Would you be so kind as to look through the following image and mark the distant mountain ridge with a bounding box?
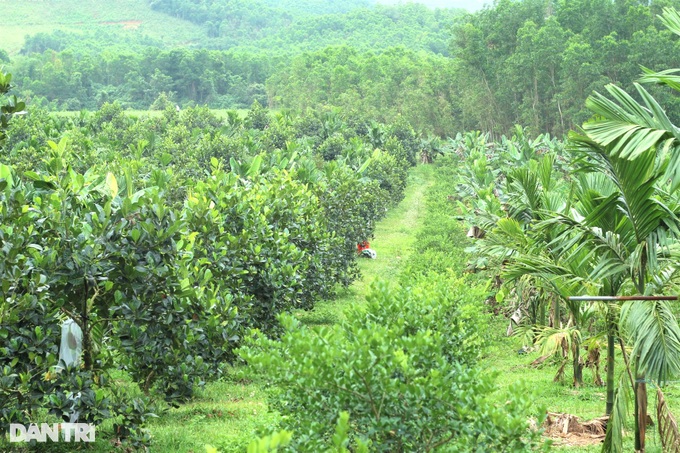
[375,0,488,11]
[2,0,463,56]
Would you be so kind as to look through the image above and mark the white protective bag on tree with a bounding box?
[56,318,82,371]
[56,318,84,423]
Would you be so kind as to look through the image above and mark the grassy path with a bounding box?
[145,164,435,452]
[296,163,434,327]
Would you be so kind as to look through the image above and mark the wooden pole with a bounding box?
[636,374,647,452]
[568,296,678,301]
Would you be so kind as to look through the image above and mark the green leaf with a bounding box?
[247,155,263,178]
[106,172,119,198]
[33,180,56,190]
[0,163,13,189]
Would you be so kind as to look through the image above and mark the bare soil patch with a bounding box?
[101,20,142,30]
[542,412,608,447]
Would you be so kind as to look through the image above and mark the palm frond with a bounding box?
[621,300,680,384]
[534,326,580,358]
[639,67,680,93]
[659,7,680,38]
[581,83,679,161]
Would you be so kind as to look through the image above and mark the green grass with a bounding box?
[295,164,434,327]
[482,315,680,452]
[0,0,206,54]
[145,375,278,453]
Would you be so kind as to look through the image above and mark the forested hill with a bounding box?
[5,0,680,139]
[148,1,459,54]
[1,0,463,117]
[2,0,461,55]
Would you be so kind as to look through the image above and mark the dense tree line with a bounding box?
[269,0,680,137]
[12,46,276,110]
[7,0,680,137]
[451,0,680,136]
[267,46,458,135]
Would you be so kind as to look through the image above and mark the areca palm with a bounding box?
[498,224,595,386]
[495,176,624,393]
[483,153,595,385]
[496,133,680,437]
[564,138,680,450]
[562,9,680,445]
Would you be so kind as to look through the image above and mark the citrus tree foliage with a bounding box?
[0,161,166,444]
[241,162,547,452]
[186,166,341,332]
[0,100,416,447]
[0,70,24,147]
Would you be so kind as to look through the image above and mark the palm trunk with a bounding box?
[573,338,583,387]
[539,300,546,326]
[634,366,647,452]
[606,310,616,415]
[553,296,560,327]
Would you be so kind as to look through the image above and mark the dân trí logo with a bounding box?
[9,423,95,443]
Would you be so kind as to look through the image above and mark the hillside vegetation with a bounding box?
[2,0,459,55]
[5,0,680,138]
[0,0,206,53]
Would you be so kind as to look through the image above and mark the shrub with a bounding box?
[313,161,388,287]
[364,150,408,206]
[107,189,238,404]
[241,278,544,452]
[245,100,270,130]
[317,132,347,161]
[185,168,341,332]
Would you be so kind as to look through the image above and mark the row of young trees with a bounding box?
[0,80,422,447]
[240,155,548,452]
[454,8,680,451]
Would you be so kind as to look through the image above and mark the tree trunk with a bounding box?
[82,298,92,371]
[573,339,583,387]
[606,310,616,415]
[635,369,647,452]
